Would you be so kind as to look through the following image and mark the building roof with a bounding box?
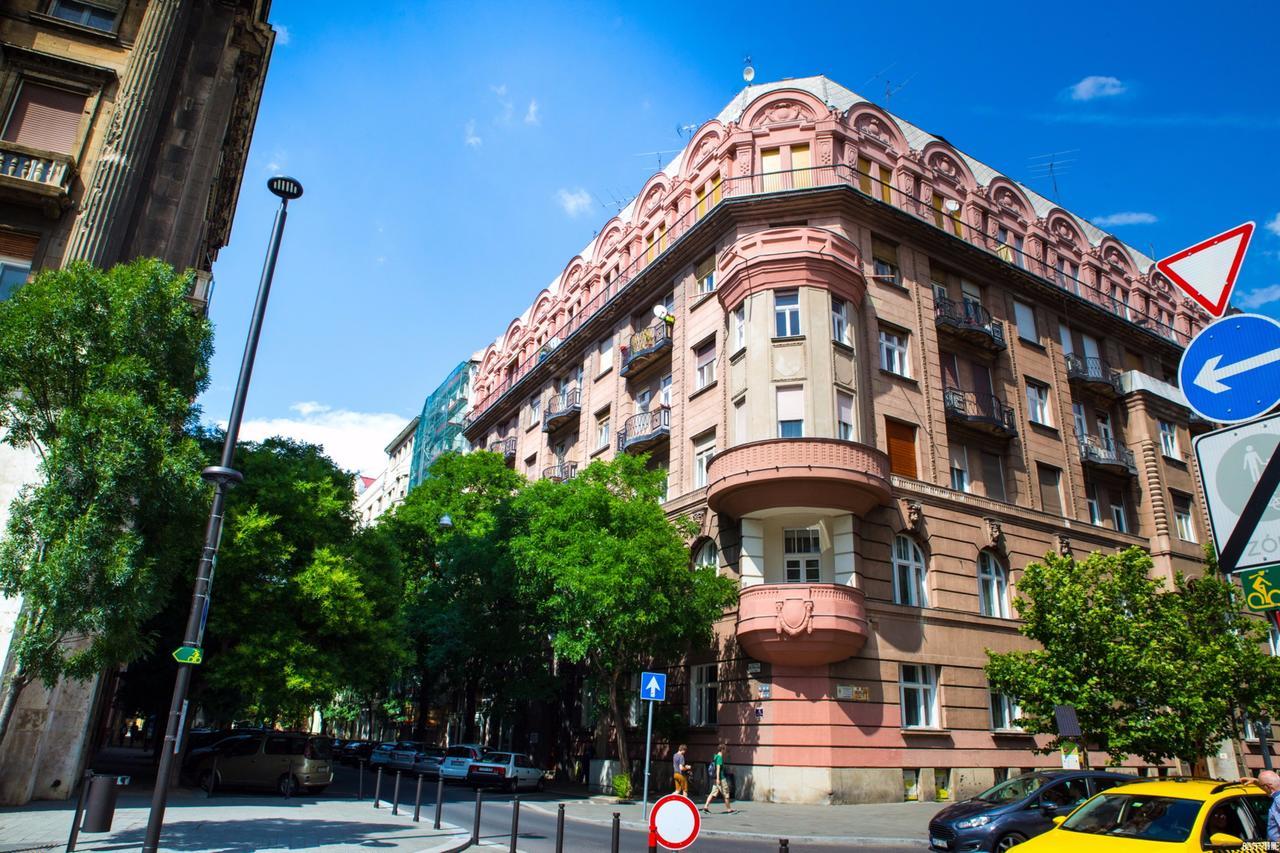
[384,416,421,456]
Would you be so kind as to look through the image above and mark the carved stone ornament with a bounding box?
[1057,534,1073,557]
[995,188,1019,210]
[694,135,718,164]
[1054,221,1076,243]
[906,501,924,532]
[855,114,886,140]
[644,189,662,214]
[691,508,708,525]
[931,153,960,182]
[983,516,1004,549]
[760,100,814,126]
[775,597,815,637]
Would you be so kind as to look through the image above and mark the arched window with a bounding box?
[892,535,927,607]
[978,551,1009,618]
[695,539,718,572]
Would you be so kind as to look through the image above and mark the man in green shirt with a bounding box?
[701,742,734,813]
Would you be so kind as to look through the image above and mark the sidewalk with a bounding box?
[0,788,475,853]
[532,787,948,846]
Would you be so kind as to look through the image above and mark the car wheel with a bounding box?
[506,778,518,793]
[277,774,298,797]
[995,833,1028,851]
[536,776,545,792]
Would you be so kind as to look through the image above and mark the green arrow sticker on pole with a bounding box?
[1239,565,1280,612]
[172,646,203,665]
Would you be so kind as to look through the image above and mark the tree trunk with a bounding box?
[0,667,31,748]
[463,676,478,743]
[412,671,432,741]
[607,669,629,777]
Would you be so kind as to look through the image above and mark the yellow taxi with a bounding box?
[1014,778,1272,851]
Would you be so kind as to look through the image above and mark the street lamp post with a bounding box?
[141,176,303,853]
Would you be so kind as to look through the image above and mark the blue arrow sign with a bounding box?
[1179,313,1280,424]
[640,671,666,702]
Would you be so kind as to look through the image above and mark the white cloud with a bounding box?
[490,83,508,98]
[229,402,412,475]
[525,98,540,125]
[1265,212,1280,238]
[1236,285,1280,310]
[1068,75,1127,101]
[556,188,592,217]
[1092,211,1158,227]
[274,24,290,46]
[464,119,482,148]
[490,83,514,124]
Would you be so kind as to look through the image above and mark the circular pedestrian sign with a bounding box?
[650,793,701,850]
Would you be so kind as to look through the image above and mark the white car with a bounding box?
[439,744,487,782]
[368,742,397,769]
[466,751,545,792]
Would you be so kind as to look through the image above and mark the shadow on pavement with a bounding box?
[89,818,442,852]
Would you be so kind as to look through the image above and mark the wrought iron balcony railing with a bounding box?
[934,297,1006,350]
[620,321,673,377]
[942,386,1017,435]
[487,436,517,459]
[542,387,582,431]
[1078,435,1137,474]
[542,462,578,482]
[1065,354,1121,394]
[617,406,671,453]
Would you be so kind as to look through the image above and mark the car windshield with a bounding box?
[976,774,1050,803]
[445,746,475,758]
[1061,793,1201,842]
[481,751,512,762]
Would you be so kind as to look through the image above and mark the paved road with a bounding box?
[332,764,921,852]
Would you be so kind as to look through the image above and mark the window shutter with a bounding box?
[696,341,716,368]
[695,254,715,282]
[2,83,85,154]
[872,236,898,264]
[0,231,39,261]
[776,385,803,421]
[885,420,917,478]
[837,392,853,426]
[981,452,1006,502]
[1037,464,1063,515]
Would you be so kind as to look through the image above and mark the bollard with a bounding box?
[373,766,383,808]
[471,788,483,846]
[434,773,444,830]
[392,769,402,815]
[555,802,565,853]
[611,811,621,853]
[64,769,92,852]
[357,759,365,800]
[413,773,424,822]
[508,795,520,853]
[207,755,219,799]
[779,840,790,852]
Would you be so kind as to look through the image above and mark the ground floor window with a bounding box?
[900,664,939,728]
[989,692,1022,731]
[690,663,718,727]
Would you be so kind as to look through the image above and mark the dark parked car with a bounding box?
[928,770,1136,852]
[340,740,376,765]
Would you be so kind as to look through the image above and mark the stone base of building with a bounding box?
[729,765,1000,804]
[0,672,100,805]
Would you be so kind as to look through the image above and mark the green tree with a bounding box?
[0,259,211,744]
[985,547,1280,766]
[510,454,737,776]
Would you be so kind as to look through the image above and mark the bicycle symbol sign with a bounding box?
[1240,566,1280,613]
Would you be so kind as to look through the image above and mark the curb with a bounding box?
[520,800,929,847]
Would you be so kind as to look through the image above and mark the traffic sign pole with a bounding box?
[641,699,654,821]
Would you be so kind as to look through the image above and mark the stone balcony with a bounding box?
[1065,354,1121,398]
[736,583,870,666]
[542,388,582,432]
[706,438,891,517]
[0,142,75,216]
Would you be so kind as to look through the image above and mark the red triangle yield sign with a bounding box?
[1155,221,1254,318]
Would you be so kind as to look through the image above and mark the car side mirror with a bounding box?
[1051,816,1066,827]
[1208,832,1243,847]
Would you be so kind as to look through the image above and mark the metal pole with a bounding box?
[611,811,621,853]
[434,774,445,829]
[471,788,483,845]
[413,773,424,822]
[141,180,300,853]
[357,759,365,800]
[1261,725,1274,772]
[555,802,565,853]
[206,755,218,799]
[508,795,520,853]
[392,770,401,815]
[641,700,654,820]
[65,769,91,852]
[374,767,384,808]
[779,840,790,852]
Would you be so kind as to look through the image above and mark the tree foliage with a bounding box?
[510,454,737,774]
[986,547,1280,765]
[0,260,211,739]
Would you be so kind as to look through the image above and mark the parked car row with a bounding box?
[182,731,333,795]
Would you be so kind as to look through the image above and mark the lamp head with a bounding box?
[268,176,304,200]
[438,514,453,530]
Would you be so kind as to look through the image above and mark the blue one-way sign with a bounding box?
[640,671,666,702]
[1179,313,1280,425]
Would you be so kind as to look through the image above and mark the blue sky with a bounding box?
[208,0,1280,474]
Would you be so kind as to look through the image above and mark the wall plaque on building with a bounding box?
[757,682,772,700]
[837,684,869,701]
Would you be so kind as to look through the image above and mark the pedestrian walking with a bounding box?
[672,744,688,796]
[701,742,734,814]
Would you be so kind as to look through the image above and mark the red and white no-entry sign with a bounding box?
[649,794,701,850]
[1155,221,1254,318]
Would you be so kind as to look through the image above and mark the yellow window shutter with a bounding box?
[711,173,722,205]
[857,156,873,194]
[791,144,811,187]
[879,166,893,203]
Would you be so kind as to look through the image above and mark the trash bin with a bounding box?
[81,773,128,833]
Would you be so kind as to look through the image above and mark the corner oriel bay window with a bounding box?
[774,290,801,337]
[831,297,851,346]
[900,664,939,729]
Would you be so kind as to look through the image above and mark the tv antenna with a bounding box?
[1027,149,1079,199]
[632,148,682,172]
[675,123,699,142]
[883,73,917,107]
[743,55,755,83]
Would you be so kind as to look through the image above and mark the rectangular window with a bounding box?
[695,254,716,295]
[1013,300,1038,342]
[1111,501,1129,534]
[1037,464,1063,516]
[48,0,117,30]
[949,443,970,493]
[1086,482,1103,525]
[1026,381,1051,426]
[879,329,910,377]
[598,336,614,374]
[690,663,718,727]
[776,385,804,438]
[732,305,746,352]
[774,290,801,337]
[2,81,86,155]
[981,452,1006,502]
[791,143,812,188]
[878,165,893,204]
[932,195,962,235]
[733,395,747,444]
[831,297,851,345]
[996,226,1015,264]
[886,420,917,479]
[0,260,32,301]
[1159,421,1180,459]
[990,693,1022,732]
[659,373,672,407]
[596,412,611,450]
[900,665,939,729]
[871,236,900,286]
[836,391,855,441]
[694,174,722,219]
[695,339,717,390]
[761,147,782,192]
[856,155,873,194]
[527,395,541,428]
[1173,494,1196,542]
[693,433,716,489]
[784,527,821,582]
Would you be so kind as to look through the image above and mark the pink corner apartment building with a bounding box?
[462,76,1230,803]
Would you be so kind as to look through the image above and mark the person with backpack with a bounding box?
[701,742,734,813]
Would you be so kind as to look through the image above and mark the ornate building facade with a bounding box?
[0,0,273,804]
[462,76,1231,803]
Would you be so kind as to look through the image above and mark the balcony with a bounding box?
[542,388,582,432]
[1065,354,1121,397]
[736,583,870,666]
[706,438,891,517]
[617,406,671,454]
[1078,435,1137,476]
[942,386,1017,438]
[487,436,517,462]
[542,462,578,482]
[934,297,1006,352]
[620,321,672,378]
[0,143,75,215]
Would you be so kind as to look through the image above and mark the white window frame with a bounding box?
[596,413,611,450]
[892,535,928,607]
[1086,482,1103,525]
[1026,382,1051,426]
[949,443,970,493]
[695,540,718,572]
[879,329,910,377]
[732,305,746,352]
[528,395,541,427]
[899,664,939,729]
[1159,421,1180,459]
[695,255,716,294]
[990,692,1023,732]
[1013,300,1038,342]
[774,290,801,338]
[978,551,1010,618]
[690,663,718,728]
[831,297,851,346]
[598,336,614,374]
[694,340,717,390]
[783,527,821,583]
[1173,496,1196,542]
[1111,501,1129,534]
[693,433,716,489]
[776,384,804,439]
[836,391,855,441]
